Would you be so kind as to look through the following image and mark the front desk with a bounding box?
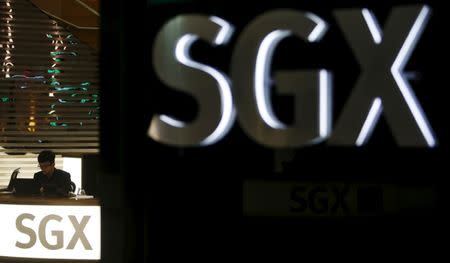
[0,195,101,262]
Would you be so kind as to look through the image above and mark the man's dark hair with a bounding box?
[38,150,55,163]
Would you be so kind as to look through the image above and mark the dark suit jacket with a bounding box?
[33,169,71,196]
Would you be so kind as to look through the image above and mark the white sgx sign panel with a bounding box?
[0,204,101,260]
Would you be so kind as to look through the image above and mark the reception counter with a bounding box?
[0,194,101,262]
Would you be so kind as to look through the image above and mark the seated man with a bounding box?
[33,150,71,197]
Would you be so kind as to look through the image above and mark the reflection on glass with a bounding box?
[2,0,14,78]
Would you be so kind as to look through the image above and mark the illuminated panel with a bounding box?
[0,204,100,260]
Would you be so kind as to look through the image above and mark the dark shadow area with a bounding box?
[101,0,450,262]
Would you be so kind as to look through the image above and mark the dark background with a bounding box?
[101,0,449,262]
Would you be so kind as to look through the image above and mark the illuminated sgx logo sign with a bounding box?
[150,5,437,148]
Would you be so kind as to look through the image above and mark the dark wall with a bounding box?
[82,154,100,195]
[102,0,449,262]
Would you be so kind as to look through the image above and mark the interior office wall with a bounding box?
[0,0,100,156]
[63,156,82,191]
[0,154,63,186]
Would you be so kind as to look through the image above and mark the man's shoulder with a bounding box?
[55,169,71,177]
[34,171,44,178]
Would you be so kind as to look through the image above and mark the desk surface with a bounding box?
[0,194,99,206]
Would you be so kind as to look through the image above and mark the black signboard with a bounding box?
[101,0,449,262]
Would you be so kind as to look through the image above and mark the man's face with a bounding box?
[39,162,55,176]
